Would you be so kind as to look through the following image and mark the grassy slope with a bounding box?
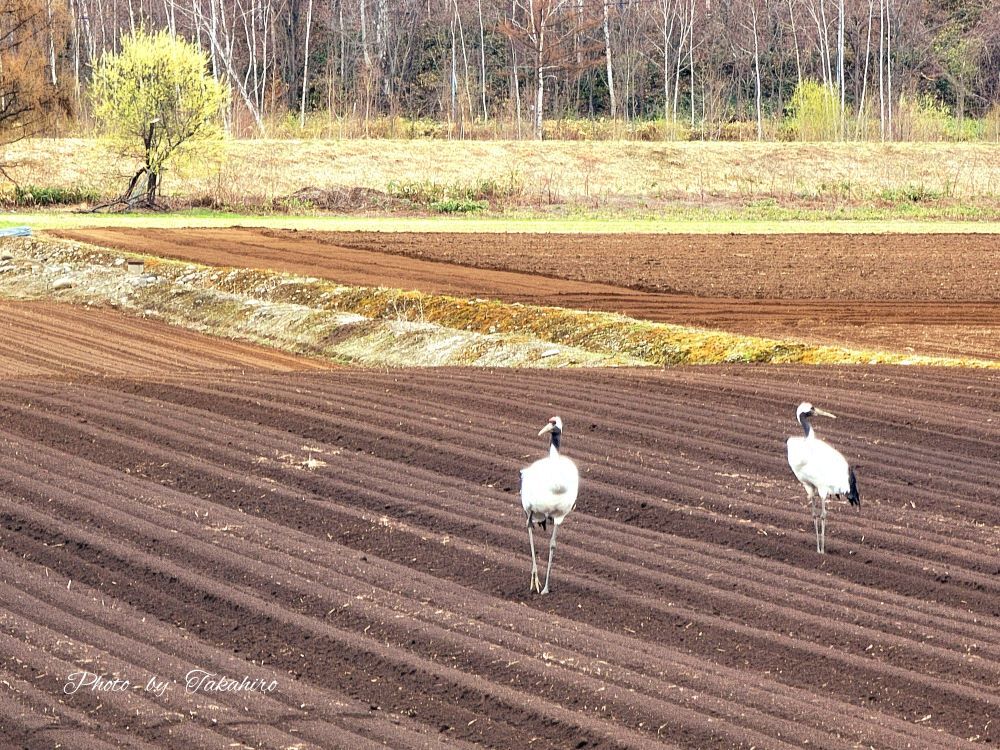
[4,139,1000,226]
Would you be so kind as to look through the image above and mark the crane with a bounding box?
[787,402,860,553]
[520,417,579,594]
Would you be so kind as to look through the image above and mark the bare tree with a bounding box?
[0,0,68,167]
[687,0,695,128]
[748,0,763,139]
[501,0,599,138]
[786,0,802,85]
[836,0,844,136]
[601,0,615,118]
[654,0,679,119]
[477,0,488,119]
[299,0,313,126]
[13,0,1000,143]
[857,0,874,131]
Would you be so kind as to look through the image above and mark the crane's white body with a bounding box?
[520,445,579,526]
[786,403,860,553]
[520,417,579,594]
[787,435,852,498]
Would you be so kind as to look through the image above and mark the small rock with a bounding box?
[540,348,561,358]
[52,277,75,290]
[0,252,14,261]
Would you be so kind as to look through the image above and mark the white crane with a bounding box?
[520,416,579,594]
[787,402,860,553]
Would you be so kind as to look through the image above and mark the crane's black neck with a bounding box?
[798,413,814,438]
[549,428,562,452]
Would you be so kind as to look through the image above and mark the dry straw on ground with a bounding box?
[6,139,1000,209]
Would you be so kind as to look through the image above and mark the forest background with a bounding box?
[4,0,999,143]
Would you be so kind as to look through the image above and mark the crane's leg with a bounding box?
[818,494,828,554]
[540,523,558,595]
[805,484,822,553]
[526,517,541,593]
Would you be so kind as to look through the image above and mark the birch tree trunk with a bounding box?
[46,0,57,84]
[749,2,762,140]
[69,0,82,107]
[163,0,176,35]
[455,0,475,124]
[660,0,676,120]
[338,0,346,115]
[299,0,313,127]
[204,3,266,132]
[511,40,522,138]
[531,0,548,139]
[602,0,616,118]
[837,0,845,137]
[786,0,802,85]
[535,30,545,140]
[478,0,488,120]
[885,0,892,139]
[688,0,694,129]
[878,0,885,140]
[450,11,458,124]
[858,0,874,134]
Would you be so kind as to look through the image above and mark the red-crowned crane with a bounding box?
[787,402,860,553]
[520,417,579,594]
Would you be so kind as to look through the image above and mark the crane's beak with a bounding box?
[813,407,837,419]
[538,423,556,436]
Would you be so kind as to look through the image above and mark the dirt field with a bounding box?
[0,300,333,377]
[1,312,998,748]
[54,228,1000,359]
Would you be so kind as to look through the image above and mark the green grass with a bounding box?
[429,198,489,213]
[5,209,1000,235]
[10,185,102,207]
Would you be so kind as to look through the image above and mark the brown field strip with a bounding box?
[54,227,1000,360]
[0,300,333,377]
[1,364,997,747]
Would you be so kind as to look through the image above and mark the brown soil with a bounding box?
[54,228,1000,360]
[0,300,333,377]
[1,353,998,748]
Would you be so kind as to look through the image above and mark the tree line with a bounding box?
[4,0,1000,140]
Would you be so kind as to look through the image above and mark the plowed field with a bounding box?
[54,228,1000,359]
[2,355,998,747]
[0,300,332,377]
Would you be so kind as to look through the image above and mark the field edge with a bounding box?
[0,236,995,370]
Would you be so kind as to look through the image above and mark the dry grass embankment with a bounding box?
[0,237,635,368]
[4,139,1000,216]
[1,237,995,370]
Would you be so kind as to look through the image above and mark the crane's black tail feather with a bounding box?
[847,467,861,508]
